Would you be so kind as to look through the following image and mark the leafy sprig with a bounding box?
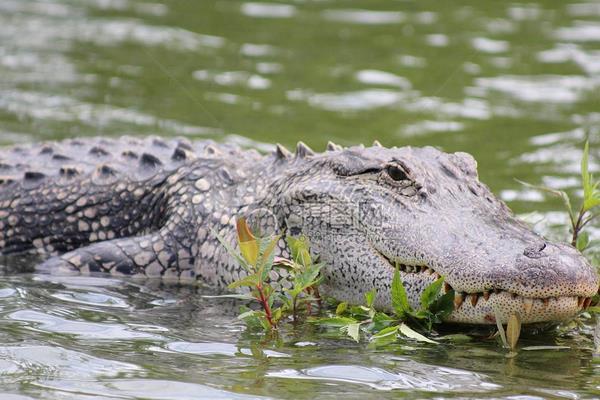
[213,219,323,331]
[518,141,600,251]
[315,266,454,344]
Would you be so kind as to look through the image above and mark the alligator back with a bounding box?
[0,136,229,186]
[0,136,250,255]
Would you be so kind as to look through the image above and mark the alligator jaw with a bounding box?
[446,290,592,324]
[379,253,594,324]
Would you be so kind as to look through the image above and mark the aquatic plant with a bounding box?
[315,266,454,344]
[519,141,600,252]
[214,218,322,331]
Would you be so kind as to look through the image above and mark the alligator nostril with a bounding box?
[523,242,547,259]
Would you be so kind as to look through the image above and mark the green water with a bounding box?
[0,0,599,398]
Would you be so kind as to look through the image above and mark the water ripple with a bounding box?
[355,70,411,89]
[555,21,600,42]
[472,37,509,53]
[51,290,129,308]
[9,310,164,340]
[0,345,139,379]
[475,75,600,104]
[241,2,296,19]
[0,90,216,135]
[268,363,500,393]
[35,378,270,399]
[168,341,289,358]
[321,9,405,25]
[287,89,406,112]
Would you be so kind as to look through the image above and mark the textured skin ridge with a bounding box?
[0,136,597,325]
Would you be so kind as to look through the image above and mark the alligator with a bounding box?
[0,136,597,324]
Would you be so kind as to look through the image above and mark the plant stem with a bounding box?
[256,283,276,329]
[571,207,586,247]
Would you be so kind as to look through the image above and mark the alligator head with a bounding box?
[268,144,599,324]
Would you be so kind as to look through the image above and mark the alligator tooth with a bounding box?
[421,266,429,274]
[404,265,412,273]
[577,297,585,308]
[542,298,549,307]
[434,273,441,279]
[470,294,479,307]
[483,291,490,301]
[444,282,452,293]
[583,297,592,309]
[454,292,465,309]
[523,298,533,313]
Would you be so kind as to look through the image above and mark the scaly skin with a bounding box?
[0,136,597,324]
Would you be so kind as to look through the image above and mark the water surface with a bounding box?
[0,1,599,398]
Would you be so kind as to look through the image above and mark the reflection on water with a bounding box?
[0,0,599,398]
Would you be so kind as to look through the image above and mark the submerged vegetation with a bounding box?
[216,141,600,354]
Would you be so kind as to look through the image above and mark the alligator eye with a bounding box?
[386,165,408,181]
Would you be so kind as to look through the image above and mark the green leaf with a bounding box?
[372,312,395,323]
[370,312,395,331]
[257,235,281,270]
[581,141,600,211]
[371,325,399,340]
[582,141,591,199]
[313,317,358,327]
[347,305,371,319]
[586,306,600,314]
[341,323,361,342]
[429,289,455,320]
[286,235,312,267]
[420,276,444,310]
[202,294,256,301]
[416,310,434,321]
[238,311,265,330]
[391,265,411,318]
[576,231,590,252]
[398,323,438,344]
[294,264,322,291]
[336,302,348,315]
[272,307,283,324]
[238,310,259,320]
[438,334,473,343]
[365,288,377,309]
[227,274,260,289]
[258,315,272,330]
[584,196,600,211]
[212,229,251,271]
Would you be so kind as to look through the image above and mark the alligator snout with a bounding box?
[512,241,597,297]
